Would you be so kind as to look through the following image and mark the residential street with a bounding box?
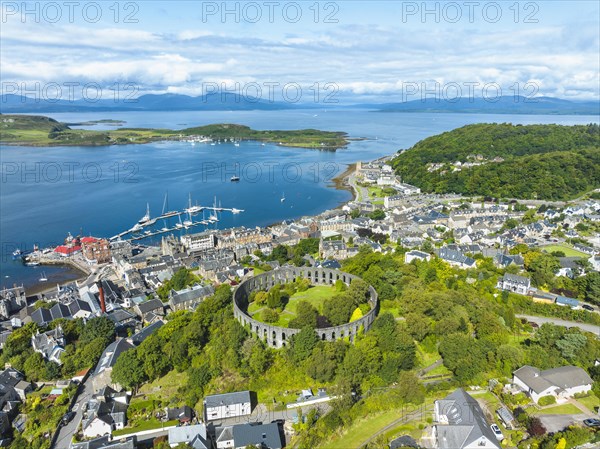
[52,375,95,449]
[517,314,600,337]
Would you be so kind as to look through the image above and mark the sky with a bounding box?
[1,0,599,103]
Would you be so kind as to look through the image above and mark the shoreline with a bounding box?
[331,163,358,206]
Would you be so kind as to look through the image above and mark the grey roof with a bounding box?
[502,273,530,285]
[50,303,71,321]
[68,299,92,316]
[30,308,53,326]
[514,365,593,394]
[232,422,283,449]
[129,320,164,346]
[71,435,136,449]
[170,285,214,306]
[438,247,475,267]
[435,389,500,449]
[94,339,134,376]
[168,423,209,449]
[136,298,163,315]
[204,390,251,408]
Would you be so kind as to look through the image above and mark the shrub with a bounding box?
[261,308,280,323]
[537,395,556,406]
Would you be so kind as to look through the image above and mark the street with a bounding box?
[52,375,95,449]
[517,314,600,337]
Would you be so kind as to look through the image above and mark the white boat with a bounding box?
[138,203,151,225]
[39,272,48,282]
[232,208,242,214]
[280,192,286,203]
[131,223,143,232]
[161,226,169,232]
[185,193,203,214]
[26,261,40,267]
[234,142,240,147]
[230,176,240,182]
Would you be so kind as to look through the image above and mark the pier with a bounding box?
[109,202,244,242]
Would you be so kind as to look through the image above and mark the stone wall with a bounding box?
[233,267,379,348]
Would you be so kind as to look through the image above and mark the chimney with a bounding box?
[97,282,106,313]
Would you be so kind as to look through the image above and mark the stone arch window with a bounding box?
[331,332,336,339]
[321,333,326,340]
[282,333,286,341]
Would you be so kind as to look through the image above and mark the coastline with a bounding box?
[331,162,358,204]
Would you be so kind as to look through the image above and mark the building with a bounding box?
[92,339,135,393]
[433,388,501,449]
[81,237,112,264]
[203,391,254,421]
[169,284,215,311]
[82,387,130,438]
[215,422,284,449]
[404,250,431,264]
[319,240,348,259]
[496,273,531,295]
[0,285,27,320]
[72,435,136,449]
[513,365,593,403]
[437,247,476,269]
[181,232,217,252]
[168,423,210,448]
[31,326,66,365]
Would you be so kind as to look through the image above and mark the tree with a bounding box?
[111,348,146,392]
[289,327,319,363]
[80,316,115,346]
[261,308,280,323]
[289,301,318,329]
[369,209,386,221]
[527,417,547,436]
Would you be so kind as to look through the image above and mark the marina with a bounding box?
[109,195,244,242]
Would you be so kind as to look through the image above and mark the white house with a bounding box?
[168,423,209,449]
[496,273,530,295]
[203,391,253,421]
[404,250,431,264]
[513,365,593,404]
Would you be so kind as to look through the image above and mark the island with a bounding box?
[0,114,349,150]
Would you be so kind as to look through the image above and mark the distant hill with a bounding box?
[391,123,600,200]
[0,92,299,113]
[367,96,600,115]
[1,92,598,114]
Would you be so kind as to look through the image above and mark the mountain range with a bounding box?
[1,93,598,115]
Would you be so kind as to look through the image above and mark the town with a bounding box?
[1,158,599,449]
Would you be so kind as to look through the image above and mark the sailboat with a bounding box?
[280,192,286,203]
[208,196,219,222]
[39,272,48,282]
[175,215,184,229]
[138,203,151,225]
[185,193,203,215]
[161,193,179,218]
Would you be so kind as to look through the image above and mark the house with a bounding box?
[169,284,215,311]
[168,423,210,448]
[165,405,193,424]
[204,391,254,421]
[437,247,476,269]
[319,240,347,259]
[0,368,32,406]
[215,422,284,449]
[72,435,136,449]
[433,388,500,449]
[496,273,530,295]
[0,285,27,320]
[128,320,164,346]
[31,326,66,365]
[404,250,430,264]
[513,365,593,403]
[82,387,130,438]
[133,298,164,320]
[92,339,135,393]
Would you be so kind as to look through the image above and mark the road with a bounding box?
[52,374,95,449]
[517,314,600,337]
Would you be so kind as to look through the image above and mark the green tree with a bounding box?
[111,348,146,392]
[289,327,319,363]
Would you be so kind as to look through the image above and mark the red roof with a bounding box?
[54,245,81,255]
[80,237,99,244]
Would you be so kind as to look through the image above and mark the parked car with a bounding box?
[582,304,595,312]
[61,412,75,425]
[490,424,504,440]
[583,418,600,428]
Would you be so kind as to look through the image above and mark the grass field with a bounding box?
[537,403,583,415]
[541,244,588,258]
[249,285,336,327]
[575,394,600,413]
